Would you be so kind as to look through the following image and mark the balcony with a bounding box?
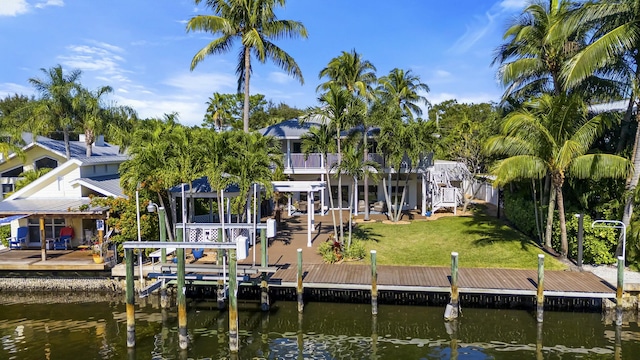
[284,153,432,174]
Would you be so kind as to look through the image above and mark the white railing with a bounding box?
[284,152,431,171]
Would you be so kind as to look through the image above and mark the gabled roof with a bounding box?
[169,176,240,196]
[70,174,124,198]
[259,118,324,139]
[0,198,107,216]
[4,133,125,163]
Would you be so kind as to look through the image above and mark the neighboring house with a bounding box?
[0,133,126,249]
[259,119,463,215]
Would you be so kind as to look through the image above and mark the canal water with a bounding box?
[1,292,639,359]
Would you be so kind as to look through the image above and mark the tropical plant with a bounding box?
[377,68,430,120]
[485,94,630,257]
[26,65,82,159]
[187,0,308,132]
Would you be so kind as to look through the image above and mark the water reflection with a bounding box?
[0,293,638,359]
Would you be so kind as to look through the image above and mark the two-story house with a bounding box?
[0,133,126,249]
[259,119,461,216]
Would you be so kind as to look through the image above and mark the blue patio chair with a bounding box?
[8,226,28,249]
[53,227,74,250]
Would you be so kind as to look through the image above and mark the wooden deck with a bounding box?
[0,248,110,271]
[268,264,616,298]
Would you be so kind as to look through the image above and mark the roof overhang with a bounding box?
[0,214,28,226]
[272,181,326,192]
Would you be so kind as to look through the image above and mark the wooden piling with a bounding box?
[217,228,225,310]
[261,229,267,267]
[39,218,46,261]
[125,248,136,348]
[537,254,544,323]
[536,322,543,360]
[371,250,378,315]
[445,252,459,320]
[159,207,167,263]
[229,247,239,353]
[616,255,624,326]
[160,279,169,309]
[297,248,304,313]
[176,228,188,350]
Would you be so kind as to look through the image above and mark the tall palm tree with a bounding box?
[301,122,339,240]
[318,49,377,221]
[74,85,114,157]
[377,68,430,120]
[203,92,232,131]
[492,0,583,100]
[562,0,640,251]
[187,0,308,133]
[27,65,82,159]
[485,94,630,257]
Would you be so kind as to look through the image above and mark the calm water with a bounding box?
[0,292,639,359]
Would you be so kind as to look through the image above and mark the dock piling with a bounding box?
[176,228,188,350]
[537,254,544,323]
[444,252,460,320]
[217,228,225,310]
[371,250,378,315]
[616,255,624,326]
[125,248,136,348]
[229,248,239,353]
[297,248,304,313]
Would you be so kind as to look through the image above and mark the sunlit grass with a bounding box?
[350,209,567,270]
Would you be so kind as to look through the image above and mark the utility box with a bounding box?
[235,235,248,260]
[266,218,277,238]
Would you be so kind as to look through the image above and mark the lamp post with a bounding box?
[147,202,167,263]
[591,220,626,266]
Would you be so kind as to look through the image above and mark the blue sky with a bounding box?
[0,0,528,126]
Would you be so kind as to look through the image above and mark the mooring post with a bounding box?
[39,217,46,261]
[229,247,239,353]
[176,228,188,350]
[371,315,378,359]
[159,206,167,263]
[217,228,225,310]
[537,254,544,323]
[445,252,460,320]
[297,312,304,360]
[615,321,622,360]
[616,255,624,326]
[297,248,304,313]
[125,248,136,348]
[371,250,378,315]
[160,279,169,309]
[261,228,268,267]
[536,322,543,360]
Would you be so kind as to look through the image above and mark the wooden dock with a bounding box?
[268,264,616,299]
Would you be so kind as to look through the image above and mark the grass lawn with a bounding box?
[350,208,567,270]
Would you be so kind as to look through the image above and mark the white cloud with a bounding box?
[450,11,497,54]
[267,71,292,85]
[57,41,130,87]
[163,72,236,94]
[429,92,500,106]
[435,70,451,78]
[499,0,527,11]
[0,0,29,16]
[0,82,33,98]
[34,0,63,9]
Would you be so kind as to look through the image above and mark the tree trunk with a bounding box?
[615,97,635,153]
[85,128,95,157]
[243,46,251,133]
[544,187,556,249]
[63,127,71,160]
[363,128,370,221]
[337,130,344,243]
[621,107,640,258]
[325,167,338,240]
[158,191,175,242]
[555,183,568,258]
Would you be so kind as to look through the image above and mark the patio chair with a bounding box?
[8,226,28,250]
[371,201,387,214]
[53,227,74,250]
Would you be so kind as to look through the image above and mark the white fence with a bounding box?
[464,178,500,207]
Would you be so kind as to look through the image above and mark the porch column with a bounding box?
[321,173,325,213]
[286,140,291,169]
[421,174,427,215]
[354,178,359,216]
[307,191,313,247]
[39,217,46,261]
[288,193,292,217]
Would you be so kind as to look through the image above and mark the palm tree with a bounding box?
[203,92,232,131]
[301,122,339,240]
[561,0,640,251]
[187,0,308,133]
[485,94,630,257]
[318,49,377,98]
[74,85,114,157]
[27,65,82,159]
[334,143,380,248]
[318,49,377,221]
[492,0,584,100]
[377,68,430,120]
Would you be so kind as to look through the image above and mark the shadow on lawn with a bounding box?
[351,224,382,243]
[463,205,537,250]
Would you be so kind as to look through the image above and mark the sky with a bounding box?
[0,0,529,126]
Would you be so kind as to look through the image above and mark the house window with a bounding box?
[357,185,378,203]
[34,157,58,171]
[292,142,302,153]
[2,184,14,198]
[2,166,23,177]
[330,185,349,208]
[27,218,66,242]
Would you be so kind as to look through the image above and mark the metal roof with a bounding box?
[259,118,324,139]
[0,198,108,216]
[168,177,241,195]
[71,174,124,198]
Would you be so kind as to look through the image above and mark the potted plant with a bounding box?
[91,242,106,264]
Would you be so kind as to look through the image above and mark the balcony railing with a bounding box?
[285,152,432,171]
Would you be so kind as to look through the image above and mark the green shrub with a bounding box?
[552,214,617,265]
[0,226,9,247]
[504,192,541,239]
[318,240,341,264]
[344,240,366,261]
